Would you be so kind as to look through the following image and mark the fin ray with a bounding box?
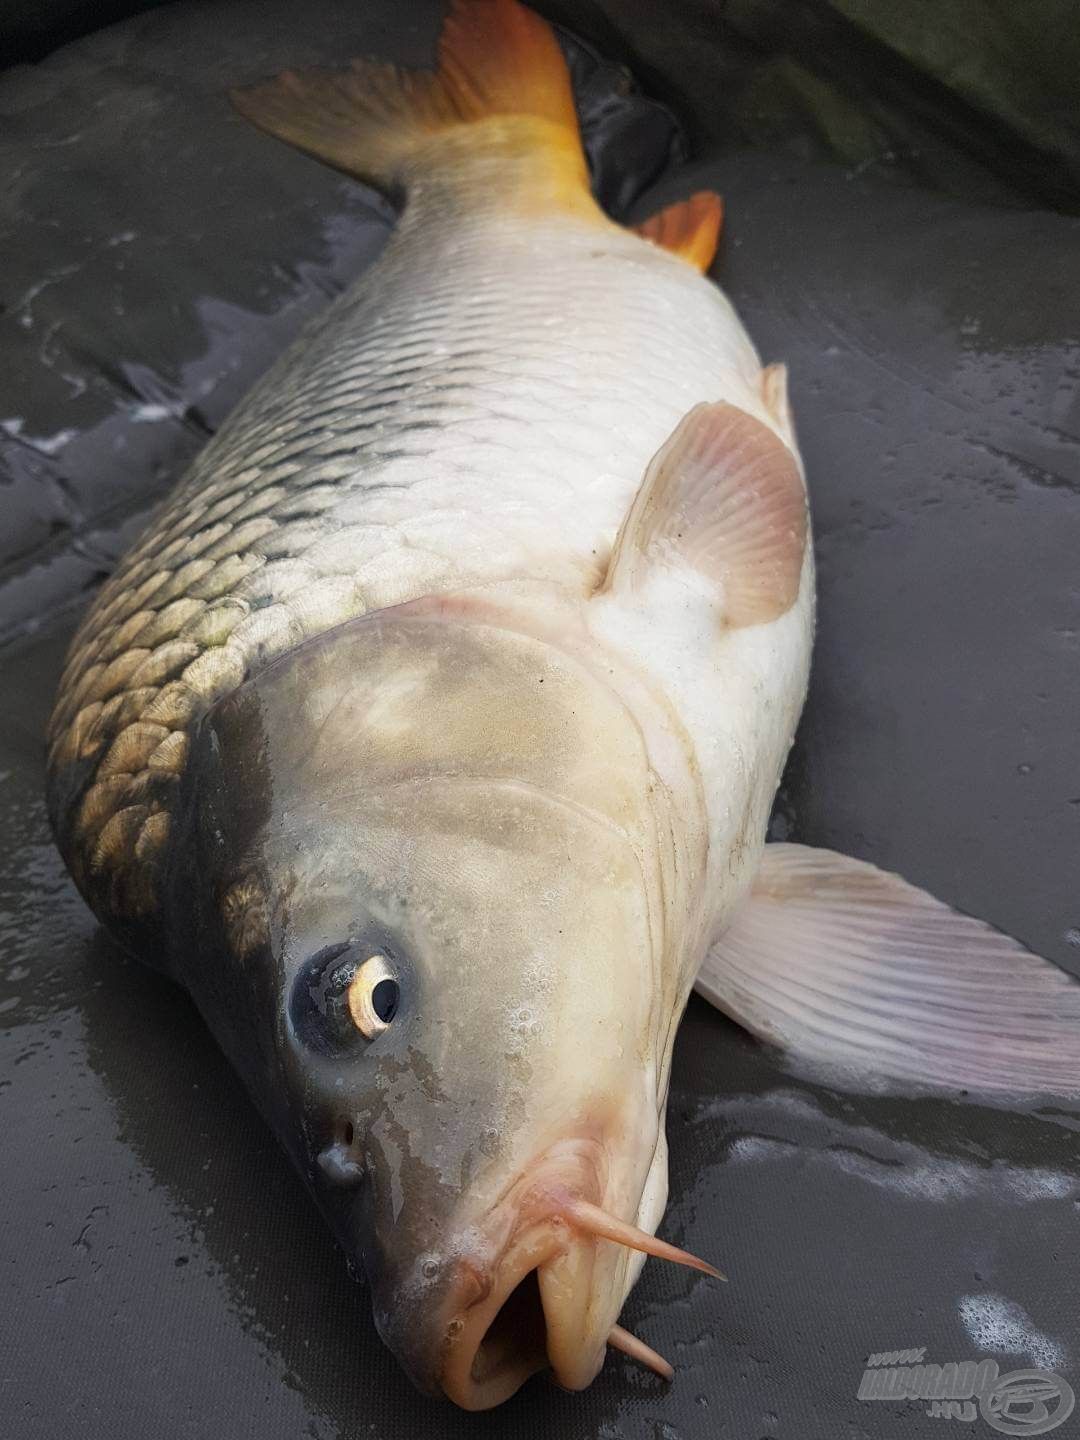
[633,191,723,273]
[231,0,587,198]
[761,362,795,447]
[696,843,1080,1096]
[603,402,807,628]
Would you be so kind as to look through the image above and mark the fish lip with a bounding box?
[439,1217,578,1409]
[436,1137,615,1410]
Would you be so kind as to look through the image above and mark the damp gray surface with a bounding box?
[2,3,1079,1438]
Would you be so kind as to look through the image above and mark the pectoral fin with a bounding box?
[695,843,1080,1097]
[602,402,808,628]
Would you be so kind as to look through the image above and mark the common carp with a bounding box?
[46,0,1080,1410]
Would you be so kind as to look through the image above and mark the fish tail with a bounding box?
[231,0,593,211]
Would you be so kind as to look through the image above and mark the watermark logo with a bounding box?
[983,1370,1075,1437]
[857,1347,1074,1434]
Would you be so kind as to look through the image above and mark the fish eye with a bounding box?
[347,954,400,1039]
[290,943,402,1052]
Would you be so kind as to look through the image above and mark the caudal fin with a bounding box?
[231,0,590,203]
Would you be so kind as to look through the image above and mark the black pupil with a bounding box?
[371,978,399,1024]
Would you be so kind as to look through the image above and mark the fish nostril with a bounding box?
[317,1119,365,1187]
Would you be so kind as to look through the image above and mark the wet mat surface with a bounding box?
[2,4,1079,1437]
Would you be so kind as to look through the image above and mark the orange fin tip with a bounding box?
[633,190,723,273]
[230,0,585,198]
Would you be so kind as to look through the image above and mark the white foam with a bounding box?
[727,1135,798,1163]
[958,1293,1066,1370]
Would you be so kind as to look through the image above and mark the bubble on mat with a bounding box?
[958,1293,1066,1370]
[1002,1167,1075,1201]
[727,1135,799,1162]
[829,1152,978,1202]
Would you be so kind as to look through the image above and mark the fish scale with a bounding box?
[48,205,762,934]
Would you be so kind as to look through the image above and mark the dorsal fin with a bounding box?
[603,401,807,628]
[760,362,794,445]
[632,192,723,273]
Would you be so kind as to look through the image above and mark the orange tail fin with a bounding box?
[231,0,590,206]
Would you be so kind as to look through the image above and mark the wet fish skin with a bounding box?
[46,0,1080,1413]
[172,599,707,1395]
[48,4,778,1405]
[46,179,763,942]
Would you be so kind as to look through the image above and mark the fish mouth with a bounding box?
[439,1207,580,1409]
[436,1138,719,1410]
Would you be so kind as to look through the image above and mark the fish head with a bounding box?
[180,598,708,1407]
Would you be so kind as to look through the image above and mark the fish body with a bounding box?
[46,0,1080,1411]
[48,118,790,948]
